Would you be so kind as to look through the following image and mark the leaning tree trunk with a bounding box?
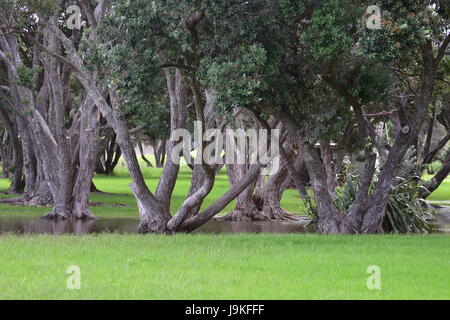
[257,162,300,221]
[49,22,172,232]
[221,162,262,221]
[361,47,440,234]
[0,132,10,179]
[420,153,450,198]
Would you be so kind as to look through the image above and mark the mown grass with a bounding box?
[423,176,450,204]
[0,160,448,300]
[0,233,448,300]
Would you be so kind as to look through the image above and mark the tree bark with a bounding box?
[320,140,338,192]
[138,140,153,167]
[72,99,99,219]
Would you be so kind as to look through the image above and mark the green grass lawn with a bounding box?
[0,234,448,300]
[0,161,448,300]
[423,176,450,204]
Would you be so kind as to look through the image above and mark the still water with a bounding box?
[0,208,448,235]
[0,217,311,235]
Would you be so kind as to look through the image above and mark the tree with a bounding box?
[27,0,277,233]
[203,0,450,233]
[0,0,101,218]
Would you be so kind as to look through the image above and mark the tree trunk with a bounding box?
[0,105,24,194]
[258,162,300,220]
[320,140,338,192]
[155,139,166,168]
[279,140,308,198]
[222,162,262,221]
[138,141,153,167]
[72,100,99,219]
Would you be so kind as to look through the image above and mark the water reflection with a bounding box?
[195,220,310,234]
[0,209,448,235]
[0,217,310,235]
[0,217,137,235]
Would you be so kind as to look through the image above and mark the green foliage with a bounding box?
[359,0,448,64]
[347,62,395,104]
[0,0,60,28]
[96,0,176,139]
[334,166,436,234]
[13,65,38,89]
[334,170,360,213]
[300,0,361,61]
[204,44,268,112]
[384,176,435,233]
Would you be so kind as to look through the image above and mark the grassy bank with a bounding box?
[0,234,448,300]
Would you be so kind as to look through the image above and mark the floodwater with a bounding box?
[0,217,311,235]
[0,209,448,235]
